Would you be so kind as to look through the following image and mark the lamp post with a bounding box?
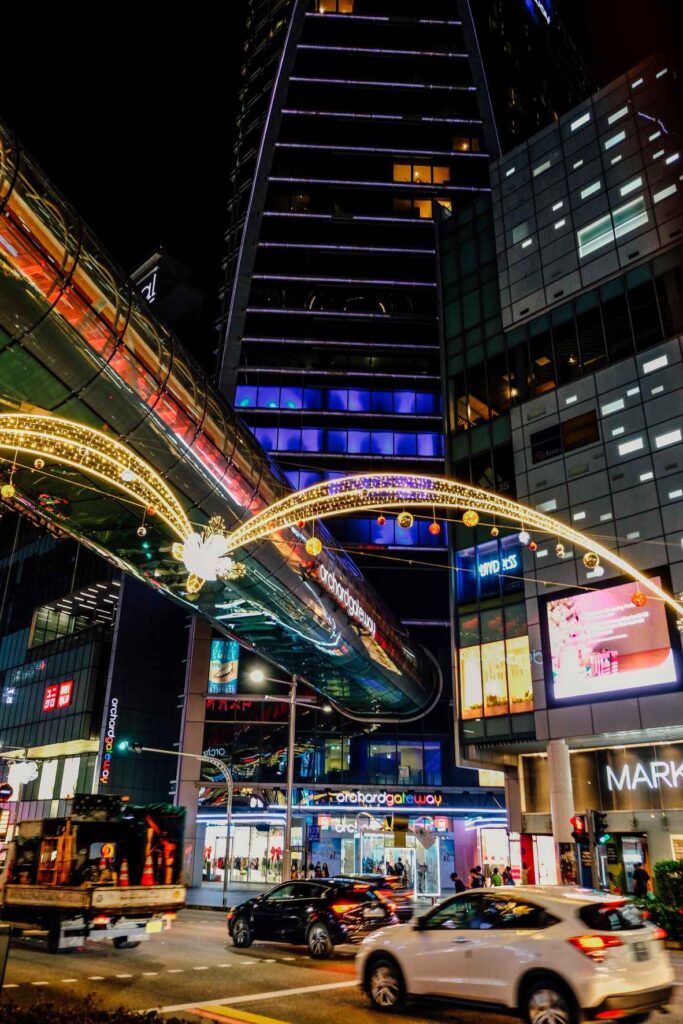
[122,743,233,906]
[248,670,329,881]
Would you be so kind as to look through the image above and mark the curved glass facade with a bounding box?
[0,118,439,717]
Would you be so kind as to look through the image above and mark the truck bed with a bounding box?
[2,884,186,914]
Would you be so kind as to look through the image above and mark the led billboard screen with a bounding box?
[543,577,679,705]
[207,639,239,695]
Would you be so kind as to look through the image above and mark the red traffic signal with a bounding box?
[570,815,585,834]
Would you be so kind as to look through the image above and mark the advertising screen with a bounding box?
[459,635,534,719]
[543,578,678,704]
[207,639,239,695]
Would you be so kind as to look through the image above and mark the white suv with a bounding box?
[356,886,674,1022]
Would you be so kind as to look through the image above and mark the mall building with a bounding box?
[440,52,683,891]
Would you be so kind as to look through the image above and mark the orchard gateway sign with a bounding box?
[606,758,683,792]
[300,788,443,809]
[317,565,376,638]
[99,697,119,786]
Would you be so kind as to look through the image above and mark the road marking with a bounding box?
[280,957,296,961]
[143,971,159,976]
[116,973,133,978]
[89,976,105,981]
[154,979,358,1014]
[2,984,18,989]
[216,963,233,968]
[190,1007,291,1024]
[167,968,184,973]
[193,965,210,970]
[262,958,276,963]
[61,978,79,983]
[31,981,49,986]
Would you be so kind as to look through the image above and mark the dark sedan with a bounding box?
[332,874,416,922]
[227,879,397,958]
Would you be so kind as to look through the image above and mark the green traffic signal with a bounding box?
[117,740,129,752]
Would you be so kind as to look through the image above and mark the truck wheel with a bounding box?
[113,937,141,949]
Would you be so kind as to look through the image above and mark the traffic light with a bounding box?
[570,814,588,845]
[117,740,142,754]
[592,810,611,845]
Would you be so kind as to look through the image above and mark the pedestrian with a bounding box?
[469,866,483,888]
[307,863,316,879]
[314,861,322,878]
[322,862,329,878]
[632,862,650,898]
[451,870,466,893]
[502,865,515,885]
[386,861,395,876]
[521,861,530,885]
[395,857,405,879]
[491,865,503,886]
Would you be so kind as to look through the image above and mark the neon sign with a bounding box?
[300,789,443,809]
[478,552,519,578]
[527,0,551,24]
[43,680,73,711]
[606,760,683,791]
[100,697,119,786]
[317,565,376,638]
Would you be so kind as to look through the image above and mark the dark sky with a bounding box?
[1,1,677,341]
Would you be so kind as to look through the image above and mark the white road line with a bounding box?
[2,984,18,989]
[116,973,133,978]
[262,958,276,963]
[216,964,233,968]
[31,981,49,986]
[167,968,184,973]
[61,978,79,983]
[281,956,297,961]
[151,978,359,1014]
[142,971,159,976]
[89,976,105,981]
[193,965,209,970]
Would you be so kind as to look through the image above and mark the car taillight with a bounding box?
[92,915,109,926]
[227,909,236,920]
[569,935,624,960]
[595,1010,627,1019]
[652,926,667,940]
[331,902,357,916]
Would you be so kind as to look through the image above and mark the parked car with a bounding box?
[356,886,674,1021]
[333,874,415,922]
[227,878,397,958]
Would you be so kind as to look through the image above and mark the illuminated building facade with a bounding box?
[440,54,683,887]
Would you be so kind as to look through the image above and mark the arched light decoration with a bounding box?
[0,412,192,540]
[220,472,683,619]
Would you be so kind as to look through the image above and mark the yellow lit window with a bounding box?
[393,164,411,182]
[413,164,431,183]
[415,199,432,218]
[453,136,471,152]
[436,198,452,212]
[432,166,451,184]
[319,0,353,11]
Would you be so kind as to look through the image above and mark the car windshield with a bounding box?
[579,901,645,931]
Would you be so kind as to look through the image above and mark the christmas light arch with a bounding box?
[0,412,192,541]
[222,472,683,619]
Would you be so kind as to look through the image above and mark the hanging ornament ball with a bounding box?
[556,542,565,558]
[462,510,479,528]
[490,526,499,537]
[137,525,147,538]
[428,521,441,536]
[305,536,323,557]
[33,458,45,470]
[376,515,386,526]
[397,511,414,529]
[519,530,530,545]
[146,505,156,516]
[78,446,87,456]
[582,551,600,569]
[528,540,538,552]
[631,590,647,608]
[296,520,305,529]
[1,483,15,499]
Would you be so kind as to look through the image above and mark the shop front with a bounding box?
[520,740,683,893]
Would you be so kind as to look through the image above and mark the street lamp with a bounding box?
[247,669,330,881]
[119,742,234,907]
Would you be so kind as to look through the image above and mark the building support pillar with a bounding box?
[547,739,575,882]
[177,617,212,887]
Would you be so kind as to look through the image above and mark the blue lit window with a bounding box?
[303,388,322,410]
[370,517,395,544]
[327,430,347,453]
[258,386,280,409]
[236,385,257,408]
[416,393,437,414]
[299,470,322,489]
[277,428,301,450]
[394,519,419,545]
[395,432,417,456]
[328,389,349,411]
[349,389,371,412]
[372,391,393,413]
[301,428,323,452]
[419,521,447,546]
[254,426,276,450]
[281,386,303,409]
[371,431,393,455]
[418,433,443,457]
[348,430,370,454]
[394,391,416,415]
[343,519,370,543]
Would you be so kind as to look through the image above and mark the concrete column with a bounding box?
[547,739,574,845]
[177,616,212,887]
[505,765,523,834]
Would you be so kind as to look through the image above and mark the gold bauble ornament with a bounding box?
[1,483,15,499]
[34,458,45,470]
[397,511,414,529]
[556,543,565,558]
[305,536,323,557]
[137,525,147,538]
[462,510,479,527]
[490,526,499,537]
[582,551,600,569]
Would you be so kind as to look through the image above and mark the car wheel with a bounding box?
[367,956,405,1012]
[113,937,141,949]
[524,976,579,1024]
[231,915,253,948]
[307,921,333,959]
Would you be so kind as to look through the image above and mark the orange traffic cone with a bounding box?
[98,855,107,876]
[141,850,155,886]
[119,858,129,887]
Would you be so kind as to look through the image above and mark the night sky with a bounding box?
[0,1,677,358]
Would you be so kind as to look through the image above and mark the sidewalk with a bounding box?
[186,881,265,910]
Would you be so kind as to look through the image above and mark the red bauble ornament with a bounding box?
[428,521,441,536]
[296,520,305,529]
[528,540,538,552]
[377,515,386,526]
[631,591,647,607]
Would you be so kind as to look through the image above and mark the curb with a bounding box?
[186,903,228,913]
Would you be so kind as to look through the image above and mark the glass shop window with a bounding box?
[394,391,416,414]
[348,430,371,453]
[394,432,417,456]
[371,431,393,455]
[349,389,371,412]
[257,386,280,409]
[281,387,303,409]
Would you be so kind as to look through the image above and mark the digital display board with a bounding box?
[542,577,679,705]
[207,639,239,695]
[459,635,534,719]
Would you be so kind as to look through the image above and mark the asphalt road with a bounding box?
[2,909,683,1024]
